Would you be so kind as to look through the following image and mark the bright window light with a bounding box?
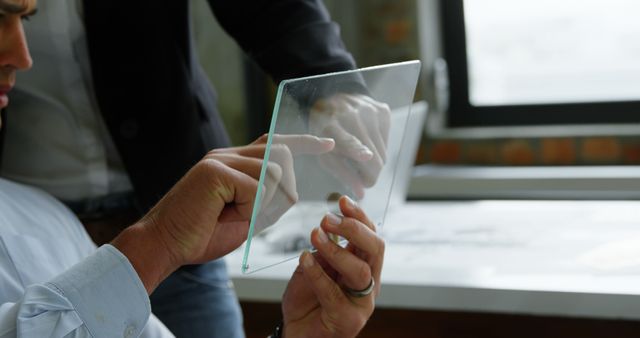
[464,0,640,106]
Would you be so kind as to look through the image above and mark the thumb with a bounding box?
[300,251,345,314]
[214,161,258,219]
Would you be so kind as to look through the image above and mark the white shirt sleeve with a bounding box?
[0,245,174,338]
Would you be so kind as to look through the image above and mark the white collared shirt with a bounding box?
[0,0,132,202]
[0,178,173,337]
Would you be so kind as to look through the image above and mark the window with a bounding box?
[442,0,640,127]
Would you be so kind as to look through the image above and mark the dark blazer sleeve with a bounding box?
[0,109,6,167]
[207,0,357,83]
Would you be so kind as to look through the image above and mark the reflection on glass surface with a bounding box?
[465,0,640,106]
[242,61,421,273]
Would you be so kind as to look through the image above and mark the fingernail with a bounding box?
[326,212,342,226]
[320,137,336,150]
[345,196,357,209]
[317,227,329,243]
[359,148,374,160]
[302,252,314,268]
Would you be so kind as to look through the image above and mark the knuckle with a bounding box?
[379,107,391,120]
[353,207,371,226]
[204,148,225,160]
[326,283,344,304]
[340,312,369,334]
[365,216,377,232]
[308,263,323,280]
[266,162,283,181]
[197,158,223,172]
[356,261,371,284]
[377,236,386,256]
[342,217,362,239]
[286,190,299,205]
[247,183,258,197]
[358,168,378,188]
[258,133,269,143]
[362,102,377,115]
[270,144,294,165]
[277,143,293,158]
[327,240,342,257]
[346,105,359,116]
[362,175,376,188]
[378,236,386,252]
[194,159,228,183]
[353,314,369,331]
[270,143,286,155]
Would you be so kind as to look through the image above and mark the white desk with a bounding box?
[227,201,640,320]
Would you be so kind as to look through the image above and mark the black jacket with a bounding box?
[81,0,357,212]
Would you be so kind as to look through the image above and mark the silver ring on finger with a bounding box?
[344,278,375,298]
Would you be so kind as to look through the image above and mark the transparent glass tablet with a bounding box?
[241,60,421,273]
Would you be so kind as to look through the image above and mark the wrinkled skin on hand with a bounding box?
[141,134,335,267]
[281,196,385,338]
[211,134,335,233]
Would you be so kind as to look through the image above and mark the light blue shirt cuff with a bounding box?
[46,244,150,338]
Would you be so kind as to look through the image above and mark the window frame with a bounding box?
[442,0,640,128]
